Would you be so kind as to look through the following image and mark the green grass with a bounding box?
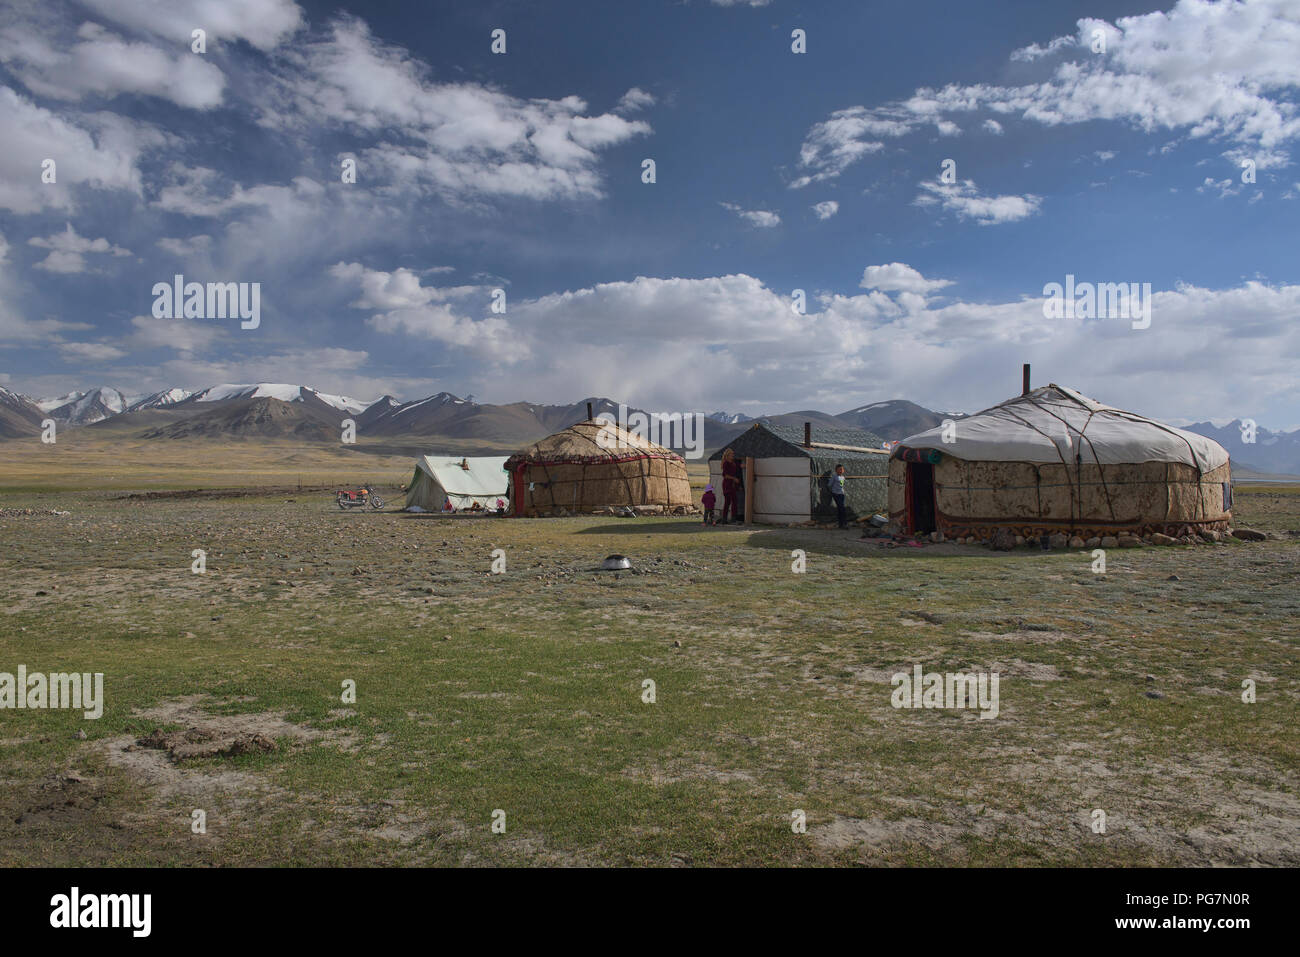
[0,484,1296,866]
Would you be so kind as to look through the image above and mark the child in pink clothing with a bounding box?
[701,485,717,525]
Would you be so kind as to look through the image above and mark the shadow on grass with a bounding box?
[572,520,748,536]
[399,512,507,521]
[741,527,1081,561]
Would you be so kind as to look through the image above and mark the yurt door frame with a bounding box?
[906,462,937,534]
[512,465,527,517]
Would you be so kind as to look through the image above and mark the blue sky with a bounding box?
[1,0,1298,428]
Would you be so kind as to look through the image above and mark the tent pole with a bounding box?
[744,456,754,524]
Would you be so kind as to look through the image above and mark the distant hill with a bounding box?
[835,399,959,442]
[1181,420,1300,476]
[0,387,44,438]
[137,396,339,441]
[707,411,754,425]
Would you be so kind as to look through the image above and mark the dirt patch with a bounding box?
[12,772,109,827]
[92,695,326,808]
[988,659,1063,681]
[136,727,278,761]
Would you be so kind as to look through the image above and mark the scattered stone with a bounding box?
[1049,533,1069,549]
[1199,529,1221,543]
[1085,537,1101,548]
[1068,536,1086,549]
[1144,691,1165,700]
[1117,534,1141,548]
[1167,574,1181,581]
[1013,535,1025,546]
[73,730,87,740]
[1100,536,1119,549]
[1145,675,1156,682]
[929,531,944,543]
[991,528,1016,551]
[672,639,682,648]
[1150,533,1178,545]
[1232,527,1267,541]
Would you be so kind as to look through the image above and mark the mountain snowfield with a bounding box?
[36,387,129,425]
[190,384,368,413]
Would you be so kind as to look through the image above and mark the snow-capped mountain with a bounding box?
[126,388,194,412]
[37,387,129,425]
[355,394,403,429]
[188,383,369,413]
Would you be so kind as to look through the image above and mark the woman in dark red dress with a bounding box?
[720,448,740,524]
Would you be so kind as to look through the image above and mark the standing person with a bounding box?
[830,464,848,529]
[720,449,740,524]
[701,484,716,525]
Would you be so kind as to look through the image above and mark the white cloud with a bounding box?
[1010,34,1077,62]
[796,0,1300,182]
[260,18,649,201]
[156,235,214,258]
[811,200,839,220]
[0,21,226,109]
[313,265,1291,430]
[0,87,154,213]
[80,0,304,52]
[1198,176,1241,198]
[983,119,1004,134]
[860,263,953,296]
[616,87,656,113]
[463,271,1300,429]
[152,164,326,217]
[915,179,1042,225]
[791,107,902,186]
[28,223,131,273]
[721,202,781,227]
[330,262,520,360]
[58,340,127,362]
[129,315,219,354]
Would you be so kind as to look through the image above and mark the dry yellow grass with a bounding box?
[0,434,416,491]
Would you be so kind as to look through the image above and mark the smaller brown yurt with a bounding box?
[505,419,692,516]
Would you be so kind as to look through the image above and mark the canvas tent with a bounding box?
[405,455,508,511]
[708,422,890,525]
[888,384,1232,540]
[505,419,692,516]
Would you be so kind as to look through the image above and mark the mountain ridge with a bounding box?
[4,381,1297,473]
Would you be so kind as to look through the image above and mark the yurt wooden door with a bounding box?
[906,462,937,533]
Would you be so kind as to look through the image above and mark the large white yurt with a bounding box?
[888,384,1232,541]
